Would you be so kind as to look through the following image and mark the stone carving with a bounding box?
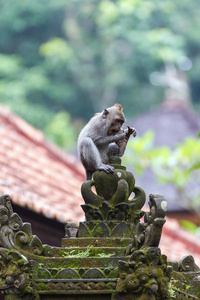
[0,248,37,299]
[37,266,118,280]
[0,194,43,255]
[178,255,200,272]
[113,247,172,300]
[163,255,200,299]
[36,280,116,294]
[78,220,135,238]
[134,194,167,249]
[81,168,145,216]
[79,167,146,238]
[0,161,199,299]
[65,222,78,238]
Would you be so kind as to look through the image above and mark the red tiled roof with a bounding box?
[0,104,85,223]
[0,104,199,265]
[160,217,200,266]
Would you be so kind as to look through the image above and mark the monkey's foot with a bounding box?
[98,164,114,173]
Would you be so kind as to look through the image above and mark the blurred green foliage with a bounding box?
[123,132,200,214]
[0,0,200,148]
[180,220,200,237]
[44,111,77,151]
[189,131,200,171]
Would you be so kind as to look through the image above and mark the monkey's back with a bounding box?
[78,115,107,141]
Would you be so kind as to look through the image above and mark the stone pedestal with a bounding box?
[0,164,199,299]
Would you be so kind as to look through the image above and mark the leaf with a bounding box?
[189,162,200,172]
[180,220,197,234]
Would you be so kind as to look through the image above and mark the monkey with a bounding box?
[77,104,136,180]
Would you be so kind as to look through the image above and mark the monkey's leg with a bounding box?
[81,138,114,176]
[86,170,93,180]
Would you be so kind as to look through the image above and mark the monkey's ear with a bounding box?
[102,109,109,119]
[114,103,123,111]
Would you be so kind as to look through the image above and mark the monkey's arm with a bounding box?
[116,126,137,157]
[94,132,126,147]
[116,139,128,157]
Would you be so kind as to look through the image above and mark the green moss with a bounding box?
[186,285,190,290]
[62,245,93,258]
[95,227,103,235]
[168,281,176,298]
[98,253,115,258]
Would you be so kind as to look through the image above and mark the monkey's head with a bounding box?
[102,104,125,136]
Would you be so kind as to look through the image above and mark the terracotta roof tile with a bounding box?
[160,217,200,265]
[0,104,85,223]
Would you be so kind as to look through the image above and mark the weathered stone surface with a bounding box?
[0,248,37,299]
[0,163,199,299]
[134,194,167,249]
[65,222,78,238]
[0,194,43,255]
[113,247,171,300]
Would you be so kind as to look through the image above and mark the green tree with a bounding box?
[44,112,77,151]
[0,0,200,143]
[123,132,200,215]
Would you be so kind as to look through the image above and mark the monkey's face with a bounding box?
[103,104,125,136]
[107,118,124,136]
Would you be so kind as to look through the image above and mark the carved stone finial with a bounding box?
[78,165,146,238]
[0,194,43,255]
[81,168,145,222]
[134,194,167,249]
[65,222,78,238]
[178,255,200,272]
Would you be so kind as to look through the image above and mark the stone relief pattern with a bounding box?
[114,247,172,299]
[0,248,37,299]
[0,194,43,255]
[0,163,199,299]
[36,281,116,293]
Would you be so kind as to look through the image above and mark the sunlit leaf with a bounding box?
[189,162,200,172]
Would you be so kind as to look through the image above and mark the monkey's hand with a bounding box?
[124,126,137,140]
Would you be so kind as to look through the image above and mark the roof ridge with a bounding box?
[0,104,44,142]
[164,217,200,248]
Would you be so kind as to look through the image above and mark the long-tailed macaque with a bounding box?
[78,104,136,180]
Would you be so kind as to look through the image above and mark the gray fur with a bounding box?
[77,106,126,180]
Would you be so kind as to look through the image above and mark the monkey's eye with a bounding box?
[116,119,124,125]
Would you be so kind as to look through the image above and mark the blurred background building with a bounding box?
[131,65,200,215]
